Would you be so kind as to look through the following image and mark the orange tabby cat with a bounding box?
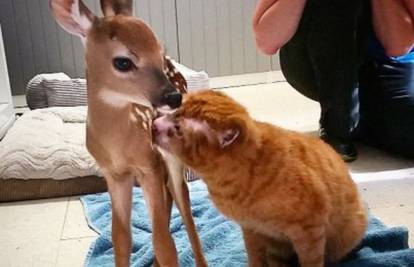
[153,90,367,267]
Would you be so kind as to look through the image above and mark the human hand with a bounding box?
[371,0,414,56]
[402,0,414,19]
[252,0,307,55]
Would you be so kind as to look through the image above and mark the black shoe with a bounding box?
[319,129,358,162]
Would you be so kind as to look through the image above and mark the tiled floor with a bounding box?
[1,78,414,266]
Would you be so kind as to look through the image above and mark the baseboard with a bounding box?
[209,70,286,89]
[12,95,27,108]
[0,114,15,139]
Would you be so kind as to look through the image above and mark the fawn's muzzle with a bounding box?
[162,91,182,109]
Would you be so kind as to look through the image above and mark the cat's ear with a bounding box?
[217,116,248,148]
[218,129,240,148]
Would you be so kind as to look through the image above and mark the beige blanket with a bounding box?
[0,107,100,180]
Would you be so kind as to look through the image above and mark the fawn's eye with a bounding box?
[113,57,135,72]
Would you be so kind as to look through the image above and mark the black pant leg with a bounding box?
[307,0,368,140]
[280,0,319,101]
[359,59,414,158]
[280,0,369,141]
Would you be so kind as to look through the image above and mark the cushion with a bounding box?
[25,61,209,110]
[44,78,87,107]
[26,73,87,109]
[0,106,100,180]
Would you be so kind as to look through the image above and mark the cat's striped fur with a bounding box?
[153,90,368,267]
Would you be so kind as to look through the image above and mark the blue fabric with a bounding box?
[81,181,414,267]
[368,35,414,64]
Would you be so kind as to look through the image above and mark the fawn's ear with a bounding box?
[100,0,133,16]
[49,0,95,39]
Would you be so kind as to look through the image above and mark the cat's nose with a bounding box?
[152,122,159,136]
[152,119,161,136]
[153,116,174,135]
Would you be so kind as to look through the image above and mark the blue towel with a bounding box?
[81,181,414,267]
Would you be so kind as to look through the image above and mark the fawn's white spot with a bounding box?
[98,88,151,108]
[98,89,129,108]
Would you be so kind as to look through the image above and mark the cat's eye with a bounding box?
[113,57,135,72]
[171,112,180,120]
[175,124,184,137]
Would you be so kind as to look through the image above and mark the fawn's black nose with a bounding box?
[163,91,182,109]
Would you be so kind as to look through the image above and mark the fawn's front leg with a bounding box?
[141,169,178,267]
[152,179,174,267]
[163,154,207,267]
[168,177,207,267]
[106,175,134,267]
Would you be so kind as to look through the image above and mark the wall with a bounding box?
[0,0,278,95]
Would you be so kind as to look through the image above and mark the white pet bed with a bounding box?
[0,106,99,180]
[0,107,106,201]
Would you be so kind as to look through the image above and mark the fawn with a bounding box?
[50,0,207,266]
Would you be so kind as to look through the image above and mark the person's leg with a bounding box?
[280,0,319,102]
[359,59,414,158]
[309,0,370,162]
[280,0,369,161]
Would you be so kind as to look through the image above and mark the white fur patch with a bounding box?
[112,69,134,79]
[144,110,152,120]
[184,119,210,133]
[184,119,216,143]
[142,122,148,130]
[98,88,151,108]
[156,106,175,115]
[129,112,138,122]
[134,106,146,118]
